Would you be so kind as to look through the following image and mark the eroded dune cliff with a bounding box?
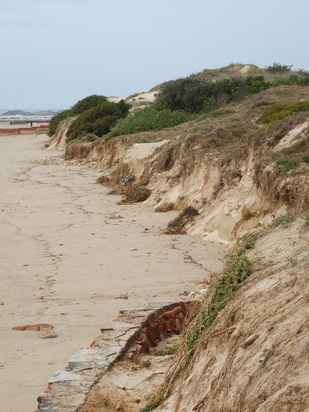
[46,83,309,411]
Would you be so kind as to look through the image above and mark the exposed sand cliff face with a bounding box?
[47,117,73,151]
[156,218,309,412]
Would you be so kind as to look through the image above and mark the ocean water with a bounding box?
[0,109,59,121]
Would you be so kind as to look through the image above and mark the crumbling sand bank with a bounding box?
[0,133,224,411]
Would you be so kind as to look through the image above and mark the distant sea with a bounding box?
[0,109,60,121]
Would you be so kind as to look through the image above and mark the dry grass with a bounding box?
[96,175,110,185]
[164,207,199,234]
[79,382,137,412]
[119,186,151,203]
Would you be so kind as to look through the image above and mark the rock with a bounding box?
[48,370,83,383]
[40,327,58,339]
[114,294,129,299]
[12,323,53,331]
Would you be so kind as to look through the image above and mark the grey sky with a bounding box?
[1,0,308,110]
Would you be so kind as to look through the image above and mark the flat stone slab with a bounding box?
[48,370,83,383]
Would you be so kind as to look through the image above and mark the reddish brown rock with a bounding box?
[12,323,53,331]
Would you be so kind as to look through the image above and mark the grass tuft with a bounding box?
[139,402,160,412]
[183,252,251,369]
[268,213,296,228]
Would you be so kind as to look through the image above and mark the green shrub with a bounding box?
[259,101,309,123]
[70,95,108,115]
[48,95,109,137]
[154,68,308,116]
[155,76,251,114]
[245,76,270,94]
[296,68,309,76]
[154,75,300,115]
[66,100,130,141]
[104,107,194,141]
[48,95,130,140]
[271,74,309,87]
[156,77,210,113]
[265,63,293,73]
[48,109,71,137]
[276,157,300,172]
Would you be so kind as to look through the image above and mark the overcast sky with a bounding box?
[1,0,308,110]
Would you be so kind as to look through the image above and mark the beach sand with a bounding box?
[0,133,224,412]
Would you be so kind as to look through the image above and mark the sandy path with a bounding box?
[0,133,224,412]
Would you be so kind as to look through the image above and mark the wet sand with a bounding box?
[0,133,224,411]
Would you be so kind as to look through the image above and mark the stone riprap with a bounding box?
[36,300,192,411]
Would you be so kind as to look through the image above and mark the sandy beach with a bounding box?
[0,132,224,412]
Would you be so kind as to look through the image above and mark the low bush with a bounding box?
[265,62,293,73]
[48,95,109,137]
[66,100,130,141]
[271,74,309,86]
[48,95,130,140]
[70,95,108,115]
[155,76,251,114]
[104,107,194,141]
[154,70,308,116]
[275,157,300,172]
